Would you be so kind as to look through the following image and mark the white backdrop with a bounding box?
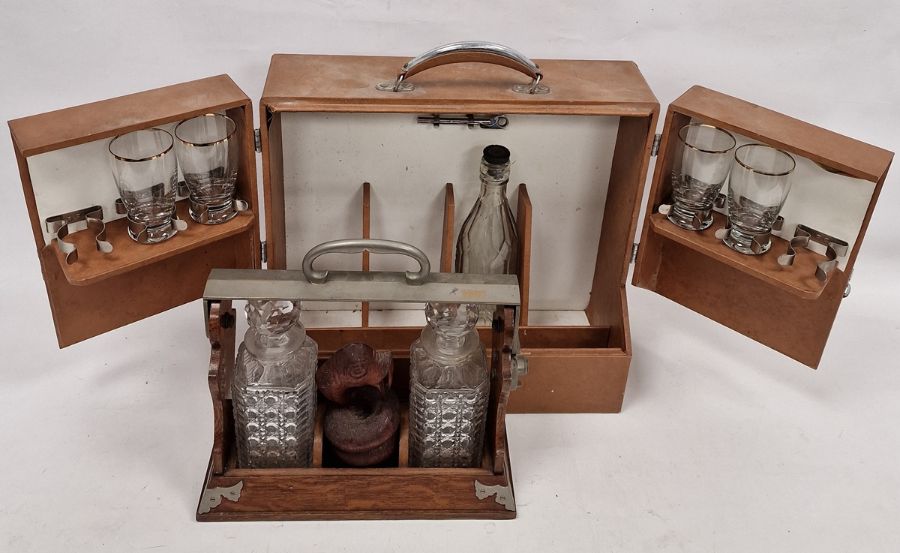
[1,2,899,552]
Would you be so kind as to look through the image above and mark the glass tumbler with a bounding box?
[174,113,239,224]
[724,144,796,255]
[109,128,180,244]
[668,123,737,230]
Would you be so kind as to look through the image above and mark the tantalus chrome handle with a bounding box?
[302,239,431,285]
[376,41,549,94]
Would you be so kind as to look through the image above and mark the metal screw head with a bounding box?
[510,355,529,390]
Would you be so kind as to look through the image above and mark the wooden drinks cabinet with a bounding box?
[7,42,893,520]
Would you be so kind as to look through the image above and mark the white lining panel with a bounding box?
[280,112,620,312]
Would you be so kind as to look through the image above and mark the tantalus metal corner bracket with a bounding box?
[198,481,243,515]
[473,453,516,512]
[45,205,113,264]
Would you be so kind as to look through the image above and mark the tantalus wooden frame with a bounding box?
[199,267,522,520]
[6,46,893,520]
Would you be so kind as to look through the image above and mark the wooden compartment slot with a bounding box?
[516,183,533,326]
[647,212,831,299]
[50,204,255,286]
[440,182,454,272]
[439,181,533,321]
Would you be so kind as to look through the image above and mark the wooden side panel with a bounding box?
[206,300,235,476]
[262,111,288,269]
[487,306,514,473]
[441,183,455,272]
[225,105,261,218]
[633,109,690,292]
[650,238,847,368]
[587,114,657,349]
[507,349,631,413]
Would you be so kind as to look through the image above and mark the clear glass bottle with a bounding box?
[455,145,518,321]
[232,299,318,468]
[409,303,489,468]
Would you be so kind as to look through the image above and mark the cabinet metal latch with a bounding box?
[630,243,639,263]
[417,114,509,129]
[253,128,262,153]
[651,133,662,157]
[260,241,267,265]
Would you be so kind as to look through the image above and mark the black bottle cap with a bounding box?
[482,145,510,164]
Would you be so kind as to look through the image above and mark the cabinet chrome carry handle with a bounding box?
[376,41,549,94]
[302,239,431,285]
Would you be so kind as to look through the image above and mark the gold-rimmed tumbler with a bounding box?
[174,113,239,224]
[109,128,179,244]
[724,144,796,254]
[668,123,737,230]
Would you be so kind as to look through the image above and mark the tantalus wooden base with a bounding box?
[196,441,516,521]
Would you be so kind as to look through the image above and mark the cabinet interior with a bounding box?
[265,111,652,353]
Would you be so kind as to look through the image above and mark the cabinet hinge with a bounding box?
[630,243,639,263]
[651,133,662,157]
[254,128,262,153]
[260,241,267,265]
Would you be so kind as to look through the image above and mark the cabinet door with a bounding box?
[633,86,892,368]
[8,75,260,347]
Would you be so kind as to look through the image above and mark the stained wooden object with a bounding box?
[10,54,889,424]
[199,299,518,520]
[8,76,260,347]
[440,183,455,272]
[8,50,893,524]
[633,86,893,368]
[515,183,533,326]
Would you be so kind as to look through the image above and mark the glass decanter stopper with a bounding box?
[455,145,519,322]
[409,303,489,468]
[232,299,318,468]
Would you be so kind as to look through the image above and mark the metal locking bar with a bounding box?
[417,114,509,129]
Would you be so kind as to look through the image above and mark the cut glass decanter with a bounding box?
[232,299,318,468]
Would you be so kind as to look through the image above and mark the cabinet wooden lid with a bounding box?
[261,54,658,116]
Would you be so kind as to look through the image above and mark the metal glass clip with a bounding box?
[777,224,849,282]
[45,205,113,265]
